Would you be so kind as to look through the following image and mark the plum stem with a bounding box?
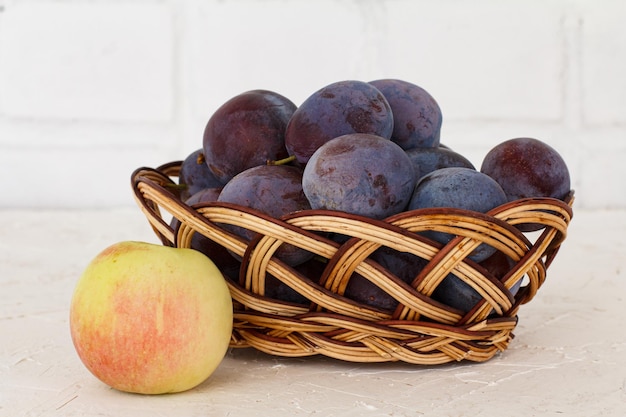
[267,155,296,166]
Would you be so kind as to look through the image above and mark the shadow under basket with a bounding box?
[131,161,574,365]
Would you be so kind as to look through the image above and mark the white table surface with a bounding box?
[1,207,624,417]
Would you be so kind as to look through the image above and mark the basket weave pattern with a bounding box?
[132,162,574,365]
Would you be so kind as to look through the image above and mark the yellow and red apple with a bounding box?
[69,241,233,394]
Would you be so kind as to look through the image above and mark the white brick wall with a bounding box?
[0,0,623,209]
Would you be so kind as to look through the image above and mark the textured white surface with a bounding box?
[1,208,625,416]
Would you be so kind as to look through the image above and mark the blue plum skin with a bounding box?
[184,187,222,205]
[170,187,238,272]
[432,273,483,314]
[480,137,571,232]
[409,167,507,215]
[480,137,571,202]
[432,251,522,314]
[203,89,296,184]
[302,133,416,220]
[408,167,508,262]
[369,79,442,150]
[217,164,313,266]
[285,80,394,164]
[178,149,223,201]
[345,247,428,311]
[405,146,476,183]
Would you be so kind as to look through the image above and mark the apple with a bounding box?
[69,241,233,394]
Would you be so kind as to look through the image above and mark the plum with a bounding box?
[480,137,571,232]
[372,246,429,283]
[203,89,296,184]
[369,78,442,150]
[264,257,328,305]
[480,137,570,202]
[344,247,427,311]
[432,250,522,314]
[344,272,398,311]
[302,133,416,220]
[170,187,237,273]
[217,164,313,266]
[285,80,394,164]
[178,149,223,201]
[405,146,475,182]
[184,187,222,205]
[263,273,309,305]
[408,167,508,262]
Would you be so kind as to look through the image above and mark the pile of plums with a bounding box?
[171,79,571,315]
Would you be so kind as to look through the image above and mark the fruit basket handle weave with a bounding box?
[131,162,574,365]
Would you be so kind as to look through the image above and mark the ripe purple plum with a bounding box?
[203,90,296,184]
[344,272,397,311]
[170,187,238,274]
[217,164,313,266]
[302,133,416,220]
[432,250,521,314]
[408,167,508,262]
[263,274,309,305]
[480,137,570,202]
[264,257,329,305]
[405,146,475,182]
[344,247,427,311]
[285,80,394,164]
[178,149,223,201]
[480,137,571,232]
[185,187,222,205]
[369,79,442,150]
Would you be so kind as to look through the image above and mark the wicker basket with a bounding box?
[131,161,574,365]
